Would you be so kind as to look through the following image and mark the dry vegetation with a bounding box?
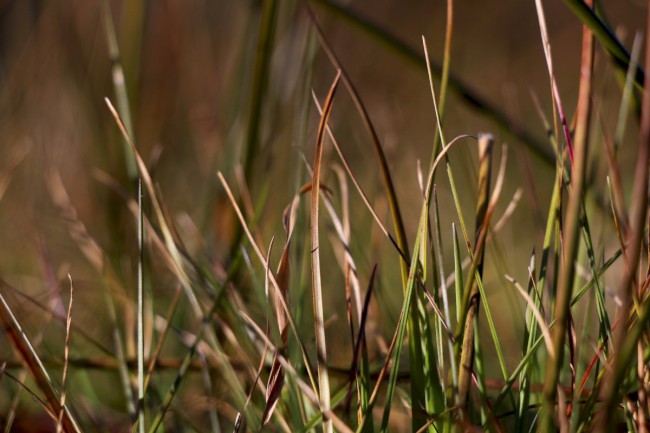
[0,0,649,432]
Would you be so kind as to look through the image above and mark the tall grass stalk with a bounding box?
[310,70,342,433]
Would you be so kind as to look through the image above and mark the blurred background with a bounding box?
[0,0,647,431]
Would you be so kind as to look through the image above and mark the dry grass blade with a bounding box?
[304,6,410,284]
[105,98,202,317]
[261,237,285,427]
[47,170,105,272]
[235,319,270,433]
[144,286,182,392]
[47,169,137,417]
[457,133,494,415]
[218,172,319,395]
[311,94,408,263]
[505,276,554,358]
[534,0,574,163]
[344,264,377,414]
[262,351,285,426]
[596,5,650,430]
[2,369,57,421]
[0,284,82,433]
[241,313,355,433]
[538,0,592,426]
[106,100,253,424]
[310,69,342,433]
[55,275,74,433]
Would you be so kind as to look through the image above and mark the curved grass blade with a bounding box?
[310,70,342,433]
[375,135,473,432]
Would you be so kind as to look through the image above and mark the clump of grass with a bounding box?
[2,1,650,432]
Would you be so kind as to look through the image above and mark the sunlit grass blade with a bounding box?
[305,4,411,282]
[310,70,342,433]
[375,135,469,432]
[311,94,407,263]
[306,17,437,425]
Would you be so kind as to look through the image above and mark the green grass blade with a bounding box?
[563,0,644,89]
[100,0,137,181]
[243,0,278,180]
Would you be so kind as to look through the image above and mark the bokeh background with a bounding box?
[0,0,647,431]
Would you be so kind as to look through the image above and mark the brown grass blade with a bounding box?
[144,285,182,392]
[595,4,650,430]
[105,97,202,317]
[47,168,137,417]
[311,93,408,264]
[261,236,285,427]
[310,70,342,433]
[539,0,593,425]
[343,264,377,415]
[304,6,410,287]
[262,351,286,426]
[534,0,574,164]
[235,319,270,433]
[218,172,319,395]
[240,312,355,433]
[0,284,81,433]
[56,275,74,433]
[457,133,494,415]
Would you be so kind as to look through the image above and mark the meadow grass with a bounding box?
[1,1,649,432]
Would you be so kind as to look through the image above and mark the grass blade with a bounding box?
[596,7,650,430]
[538,0,592,423]
[310,0,555,165]
[563,0,644,90]
[100,0,137,181]
[0,285,82,433]
[456,134,494,417]
[310,70,342,433]
[136,178,145,433]
[56,275,74,433]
